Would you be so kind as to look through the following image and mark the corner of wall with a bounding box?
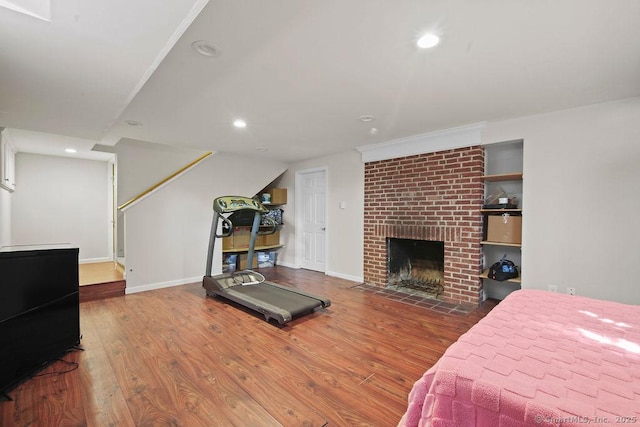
[0,189,11,246]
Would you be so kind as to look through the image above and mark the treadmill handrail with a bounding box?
[257,216,277,235]
[216,213,234,238]
[213,196,268,214]
[206,196,267,277]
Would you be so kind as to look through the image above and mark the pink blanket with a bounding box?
[399,290,640,426]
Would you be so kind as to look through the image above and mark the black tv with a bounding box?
[0,245,80,396]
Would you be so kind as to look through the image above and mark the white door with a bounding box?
[300,169,326,272]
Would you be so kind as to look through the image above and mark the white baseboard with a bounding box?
[79,257,112,264]
[326,270,363,283]
[276,260,298,269]
[123,269,362,295]
[125,276,202,294]
[276,262,363,283]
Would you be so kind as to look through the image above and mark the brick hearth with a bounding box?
[363,146,484,306]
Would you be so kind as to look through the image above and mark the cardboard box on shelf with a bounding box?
[262,230,280,246]
[487,214,522,244]
[238,253,258,270]
[268,188,287,205]
[227,227,266,249]
[231,227,251,249]
[222,235,234,250]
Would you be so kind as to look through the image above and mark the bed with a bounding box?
[399,290,640,426]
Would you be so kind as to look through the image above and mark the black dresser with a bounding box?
[0,244,80,395]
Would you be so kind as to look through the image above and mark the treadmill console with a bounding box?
[213,196,268,214]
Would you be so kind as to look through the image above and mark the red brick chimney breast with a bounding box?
[363,146,484,306]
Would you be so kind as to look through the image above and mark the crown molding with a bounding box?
[356,122,486,163]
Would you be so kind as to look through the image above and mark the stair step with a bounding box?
[79,280,126,303]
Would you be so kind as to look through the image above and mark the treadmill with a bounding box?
[202,196,331,324]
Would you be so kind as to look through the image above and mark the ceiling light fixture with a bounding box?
[417,33,440,49]
[369,127,379,135]
[233,119,247,128]
[255,146,268,152]
[359,115,375,122]
[65,148,77,153]
[191,40,222,57]
[124,120,142,126]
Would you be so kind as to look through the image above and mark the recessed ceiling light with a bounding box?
[233,119,247,128]
[255,146,268,152]
[124,120,142,126]
[417,33,440,49]
[191,40,222,57]
[369,127,379,135]
[359,115,375,122]
[65,148,77,153]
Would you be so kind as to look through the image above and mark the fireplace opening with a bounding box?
[387,238,444,298]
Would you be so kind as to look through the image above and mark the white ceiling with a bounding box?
[2,0,640,162]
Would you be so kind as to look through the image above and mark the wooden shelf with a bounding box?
[481,241,521,248]
[481,208,522,213]
[223,244,283,254]
[481,172,523,182]
[479,268,521,284]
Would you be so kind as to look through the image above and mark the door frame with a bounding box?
[294,166,328,272]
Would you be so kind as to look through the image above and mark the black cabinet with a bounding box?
[0,245,80,395]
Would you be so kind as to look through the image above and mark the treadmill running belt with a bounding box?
[229,283,322,317]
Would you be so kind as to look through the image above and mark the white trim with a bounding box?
[326,270,363,283]
[276,260,298,269]
[294,167,328,272]
[107,159,115,261]
[125,276,201,294]
[356,122,486,163]
[79,256,113,264]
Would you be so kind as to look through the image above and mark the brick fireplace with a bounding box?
[363,146,484,306]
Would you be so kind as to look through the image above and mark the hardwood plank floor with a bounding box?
[79,262,123,286]
[0,267,497,426]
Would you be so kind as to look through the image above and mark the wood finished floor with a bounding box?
[0,267,497,427]
[79,262,124,286]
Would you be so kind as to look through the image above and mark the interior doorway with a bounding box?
[295,168,327,272]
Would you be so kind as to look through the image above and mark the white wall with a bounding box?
[278,149,364,282]
[123,152,287,293]
[12,153,111,262]
[113,138,207,205]
[113,138,207,257]
[483,97,640,304]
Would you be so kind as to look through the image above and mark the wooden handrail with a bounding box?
[118,152,213,211]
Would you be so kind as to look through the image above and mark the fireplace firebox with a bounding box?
[387,238,444,298]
